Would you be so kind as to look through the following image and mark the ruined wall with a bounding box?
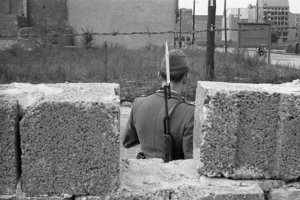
[67,0,176,49]
[1,81,300,200]
[0,0,22,35]
[27,0,68,28]
[0,0,23,50]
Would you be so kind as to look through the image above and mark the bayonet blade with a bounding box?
[165,42,170,84]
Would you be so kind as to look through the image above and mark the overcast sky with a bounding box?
[179,0,300,15]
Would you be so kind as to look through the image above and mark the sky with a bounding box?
[179,0,300,15]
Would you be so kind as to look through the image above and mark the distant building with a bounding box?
[195,15,223,45]
[175,8,193,46]
[288,13,300,44]
[258,0,289,42]
[175,8,222,46]
[223,0,291,44]
[222,8,255,44]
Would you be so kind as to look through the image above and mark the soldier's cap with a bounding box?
[160,49,189,75]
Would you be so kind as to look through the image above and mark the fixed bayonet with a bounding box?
[164,42,173,163]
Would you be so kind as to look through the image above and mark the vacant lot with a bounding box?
[1,45,300,101]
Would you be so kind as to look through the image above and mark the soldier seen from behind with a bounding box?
[122,49,195,161]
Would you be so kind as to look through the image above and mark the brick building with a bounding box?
[175,8,222,46]
[222,7,253,44]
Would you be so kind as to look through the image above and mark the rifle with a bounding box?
[163,42,173,163]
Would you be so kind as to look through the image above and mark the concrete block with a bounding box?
[110,159,264,200]
[0,195,16,200]
[0,99,18,195]
[194,81,300,180]
[75,197,104,200]
[19,83,120,197]
[269,187,300,200]
[257,180,285,193]
[21,197,65,200]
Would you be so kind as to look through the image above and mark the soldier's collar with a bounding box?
[155,89,182,100]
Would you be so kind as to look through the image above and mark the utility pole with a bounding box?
[256,0,259,22]
[224,0,227,54]
[104,41,108,82]
[192,0,196,45]
[206,0,216,81]
[179,9,182,48]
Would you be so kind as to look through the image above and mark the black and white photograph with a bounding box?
[0,0,300,199]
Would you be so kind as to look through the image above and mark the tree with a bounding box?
[271,31,280,44]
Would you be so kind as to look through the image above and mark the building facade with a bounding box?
[223,0,291,44]
[288,12,300,44]
[222,8,253,44]
[176,8,222,46]
[175,8,193,46]
[68,0,176,49]
[257,0,289,42]
[0,0,23,35]
[0,0,177,49]
[195,15,223,46]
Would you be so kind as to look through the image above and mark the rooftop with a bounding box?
[258,0,289,8]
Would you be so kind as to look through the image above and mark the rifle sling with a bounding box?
[165,100,182,136]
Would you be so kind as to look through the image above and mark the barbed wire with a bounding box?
[0,26,299,39]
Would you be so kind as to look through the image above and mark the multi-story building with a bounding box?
[288,13,300,44]
[223,0,291,44]
[257,0,289,42]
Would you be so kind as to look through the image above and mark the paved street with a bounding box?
[215,47,300,69]
[269,53,300,68]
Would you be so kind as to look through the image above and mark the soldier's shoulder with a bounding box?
[133,92,155,103]
[181,98,195,107]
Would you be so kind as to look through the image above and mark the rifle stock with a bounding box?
[164,134,173,162]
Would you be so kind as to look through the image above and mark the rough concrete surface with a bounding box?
[0,83,120,197]
[103,159,264,199]
[194,80,300,180]
[0,83,120,115]
[269,186,300,200]
[0,99,18,195]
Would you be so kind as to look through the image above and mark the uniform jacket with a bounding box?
[122,90,195,160]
